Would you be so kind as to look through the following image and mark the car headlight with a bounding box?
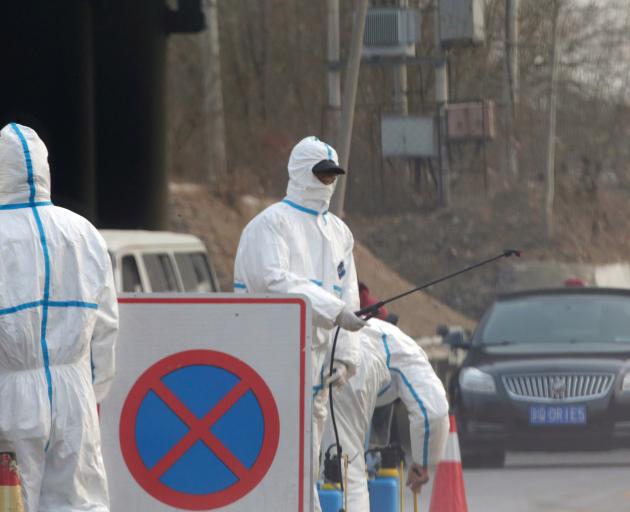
[459,367,497,394]
[622,374,630,392]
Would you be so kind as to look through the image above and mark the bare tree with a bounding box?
[544,0,561,240]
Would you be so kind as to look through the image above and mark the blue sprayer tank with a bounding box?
[318,482,343,512]
[368,467,400,512]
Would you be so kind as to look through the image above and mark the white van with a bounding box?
[99,230,220,293]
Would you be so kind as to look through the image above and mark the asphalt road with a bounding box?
[403,450,630,512]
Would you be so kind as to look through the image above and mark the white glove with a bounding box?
[313,389,329,420]
[335,306,367,332]
[324,361,349,388]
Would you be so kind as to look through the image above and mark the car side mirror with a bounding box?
[436,324,449,337]
[441,329,470,349]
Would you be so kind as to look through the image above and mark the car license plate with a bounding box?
[529,405,587,425]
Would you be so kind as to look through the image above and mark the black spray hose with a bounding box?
[328,325,344,499]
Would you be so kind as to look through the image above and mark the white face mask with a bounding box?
[285,137,341,211]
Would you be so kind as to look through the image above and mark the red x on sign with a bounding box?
[120,350,280,510]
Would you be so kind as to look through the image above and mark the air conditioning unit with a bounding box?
[363,8,421,58]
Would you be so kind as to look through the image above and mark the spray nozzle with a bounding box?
[503,249,522,257]
[377,444,405,469]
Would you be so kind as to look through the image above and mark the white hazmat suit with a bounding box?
[321,337,390,511]
[233,136,361,511]
[323,318,449,510]
[0,123,119,512]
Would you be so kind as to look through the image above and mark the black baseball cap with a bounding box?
[312,159,346,175]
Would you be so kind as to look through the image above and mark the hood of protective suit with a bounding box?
[0,123,51,205]
[285,136,341,212]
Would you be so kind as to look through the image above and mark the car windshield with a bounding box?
[480,294,630,345]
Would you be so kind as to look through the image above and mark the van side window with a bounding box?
[122,255,143,292]
[175,252,216,292]
[108,251,116,274]
[143,253,179,292]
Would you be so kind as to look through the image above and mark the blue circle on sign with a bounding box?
[134,365,265,494]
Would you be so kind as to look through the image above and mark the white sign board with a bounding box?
[381,115,436,157]
[100,295,312,511]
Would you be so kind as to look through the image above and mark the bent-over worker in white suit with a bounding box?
[322,318,449,511]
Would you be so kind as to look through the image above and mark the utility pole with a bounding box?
[323,0,342,145]
[329,0,369,217]
[393,0,410,116]
[392,0,411,205]
[200,0,227,183]
[545,0,560,239]
[434,0,450,207]
[504,0,519,177]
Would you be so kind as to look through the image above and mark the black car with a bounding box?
[444,288,630,467]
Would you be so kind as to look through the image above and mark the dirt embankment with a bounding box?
[168,182,474,338]
[347,173,630,319]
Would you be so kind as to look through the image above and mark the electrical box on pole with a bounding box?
[381,116,436,158]
[445,100,495,142]
[439,0,485,47]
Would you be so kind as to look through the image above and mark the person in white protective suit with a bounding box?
[0,123,119,512]
[322,317,449,511]
[233,136,366,511]
[320,334,390,511]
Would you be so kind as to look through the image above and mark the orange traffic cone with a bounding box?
[0,452,24,512]
[428,415,468,512]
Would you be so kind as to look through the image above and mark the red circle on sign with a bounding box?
[119,349,280,510]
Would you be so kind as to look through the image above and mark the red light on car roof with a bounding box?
[564,278,585,287]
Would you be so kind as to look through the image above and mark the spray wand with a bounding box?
[356,249,521,319]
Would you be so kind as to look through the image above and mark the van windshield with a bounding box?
[480,294,630,345]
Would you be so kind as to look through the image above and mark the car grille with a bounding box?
[502,373,615,402]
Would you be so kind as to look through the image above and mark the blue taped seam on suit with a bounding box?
[12,124,53,445]
[11,123,37,204]
[310,280,343,297]
[48,301,98,309]
[377,382,392,397]
[0,300,44,316]
[11,124,54,436]
[0,201,52,211]
[324,143,333,160]
[233,282,247,290]
[312,366,325,397]
[8,124,102,452]
[282,198,328,217]
[381,333,431,468]
[0,301,97,316]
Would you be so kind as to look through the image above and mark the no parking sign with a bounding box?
[100,295,312,511]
